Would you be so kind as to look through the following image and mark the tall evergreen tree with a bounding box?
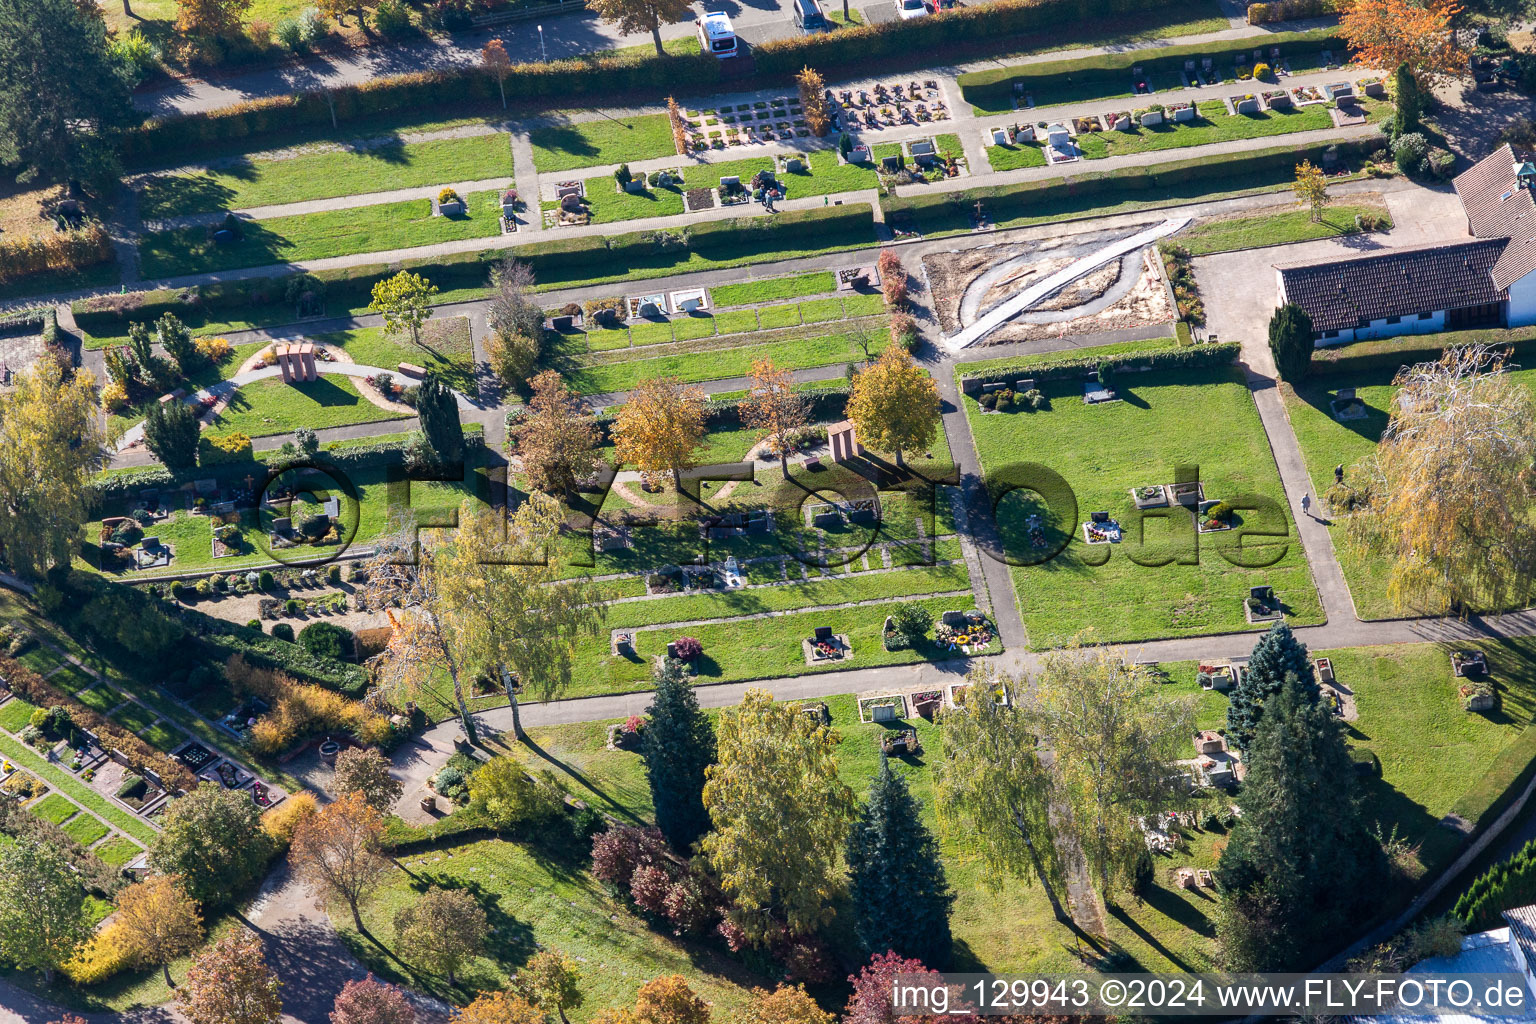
[0,0,134,188]
[1267,303,1314,384]
[143,399,201,470]
[641,657,715,849]
[416,373,464,467]
[1392,62,1424,137]
[847,755,953,966]
[1226,622,1316,752]
[1215,673,1385,969]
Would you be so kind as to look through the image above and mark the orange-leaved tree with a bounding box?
[742,359,809,479]
[289,791,392,932]
[1340,0,1463,87]
[612,376,708,489]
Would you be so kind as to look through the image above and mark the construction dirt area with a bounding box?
[921,225,1177,345]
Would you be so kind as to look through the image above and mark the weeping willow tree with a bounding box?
[1343,344,1536,614]
[361,494,608,742]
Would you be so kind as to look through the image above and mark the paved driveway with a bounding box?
[1194,184,1473,346]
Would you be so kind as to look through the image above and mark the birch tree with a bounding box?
[742,359,808,479]
[1343,344,1536,614]
[933,666,1068,923]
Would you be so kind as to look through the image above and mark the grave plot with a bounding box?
[683,94,810,151]
[834,78,951,132]
[922,227,1176,342]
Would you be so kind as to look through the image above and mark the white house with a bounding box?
[1275,144,1536,345]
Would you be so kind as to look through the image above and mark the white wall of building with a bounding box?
[1508,270,1536,327]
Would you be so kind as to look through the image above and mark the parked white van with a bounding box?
[697,12,738,58]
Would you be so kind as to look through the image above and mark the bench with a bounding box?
[397,363,427,379]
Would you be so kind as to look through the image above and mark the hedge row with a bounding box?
[0,307,58,347]
[1454,833,1536,929]
[581,383,853,444]
[0,224,112,284]
[123,53,724,165]
[192,610,368,697]
[125,0,1189,162]
[957,29,1345,111]
[1308,328,1536,377]
[958,341,1240,388]
[883,134,1389,231]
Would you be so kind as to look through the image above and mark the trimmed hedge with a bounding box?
[1308,328,1536,377]
[124,0,1190,163]
[884,135,1389,232]
[958,341,1240,389]
[957,30,1344,112]
[585,383,852,444]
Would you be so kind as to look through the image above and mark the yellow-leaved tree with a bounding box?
[1343,344,1536,614]
[701,688,856,944]
[0,358,108,578]
[612,375,708,489]
[741,358,808,478]
[846,346,940,467]
[114,874,203,988]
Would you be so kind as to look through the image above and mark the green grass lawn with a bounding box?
[141,721,183,752]
[1075,100,1385,161]
[50,665,95,695]
[578,176,686,223]
[76,686,121,713]
[559,295,884,353]
[963,365,1321,647]
[986,141,1049,171]
[709,270,836,306]
[29,793,79,826]
[313,316,476,393]
[62,812,111,848]
[1282,364,1536,619]
[564,323,884,395]
[530,114,677,173]
[137,133,513,217]
[1175,201,1393,255]
[138,190,504,278]
[778,148,880,198]
[0,697,38,733]
[93,835,142,867]
[210,374,411,438]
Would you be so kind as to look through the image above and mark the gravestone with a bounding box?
[881,155,903,173]
[910,140,936,167]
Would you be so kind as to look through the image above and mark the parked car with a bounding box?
[697,11,738,57]
[921,0,955,12]
[895,0,928,18]
[793,0,828,31]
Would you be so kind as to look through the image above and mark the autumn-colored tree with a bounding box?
[515,949,584,1024]
[742,359,808,478]
[634,975,711,1024]
[797,67,831,137]
[289,792,393,932]
[587,0,694,55]
[934,667,1068,924]
[114,874,204,987]
[846,346,940,467]
[331,974,416,1024]
[393,885,487,984]
[175,0,251,38]
[332,745,404,812]
[612,376,708,489]
[1340,0,1464,87]
[1345,344,1536,613]
[1292,159,1330,223]
[701,689,857,944]
[1021,642,1195,901]
[483,38,512,108]
[0,358,108,578]
[735,985,834,1024]
[456,990,546,1024]
[844,952,976,1024]
[517,370,602,496]
[178,930,283,1024]
[318,0,376,26]
[370,271,437,348]
[877,249,907,307]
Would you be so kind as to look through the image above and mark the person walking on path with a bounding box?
[1301,493,1312,519]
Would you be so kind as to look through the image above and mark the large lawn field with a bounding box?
[137,133,513,217]
[963,364,1321,647]
[1174,200,1392,255]
[313,316,476,393]
[138,190,505,278]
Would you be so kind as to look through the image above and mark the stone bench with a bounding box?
[396,363,427,380]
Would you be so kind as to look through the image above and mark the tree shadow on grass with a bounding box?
[531,121,602,163]
[516,732,648,828]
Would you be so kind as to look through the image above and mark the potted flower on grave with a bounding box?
[673,636,703,661]
[501,189,518,217]
[437,187,465,217]
[616,714,645,750]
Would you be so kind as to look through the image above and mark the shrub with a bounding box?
[298,621,354,661]
[433,764,467,801]
[591,825,671,891]
[890,601,934,641]
[202,431,253,465]
[194,335,233,363]
[1393,132,1428,174]
[374,0,410,34]
[977,390,997,409]
[672,636,703,660]
[271,623,295,641]
[615,163,633,186]
[62,920,133,985]
[889,311,919,352]
[663,874,718,936]
[258,570,275,590]
[437,187,462,205]
[630,863,673,916]
[260,790,318,847]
